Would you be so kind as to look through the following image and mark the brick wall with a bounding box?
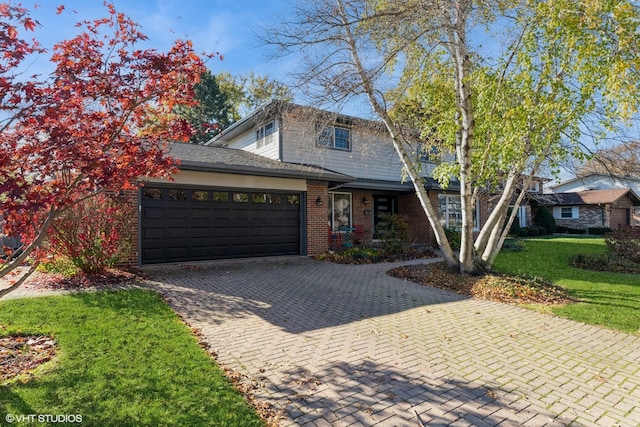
[555,205,605,230]
[398,193,436,246]
[111,185,139,268]
[306,183,329,256]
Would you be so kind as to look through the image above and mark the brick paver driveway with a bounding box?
[143,257,640,426]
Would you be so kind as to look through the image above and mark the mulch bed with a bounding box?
[388,262,575,306]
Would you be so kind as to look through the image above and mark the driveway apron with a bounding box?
[143,257,640,427]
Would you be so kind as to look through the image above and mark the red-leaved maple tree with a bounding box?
[0,3,209,296]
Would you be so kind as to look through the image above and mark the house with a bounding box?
[488,175,550,229]
[549,173,640,228]
[123,100,489,266]
[530,189,640,231]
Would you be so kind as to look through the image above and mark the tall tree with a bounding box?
[218,71,294,118]
[177,70,235,144]
[0,3,208,296]
[264,0,640,273]
[576,141,640,178]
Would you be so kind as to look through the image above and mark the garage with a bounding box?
[140,186,301,264]
[610,208,630,229]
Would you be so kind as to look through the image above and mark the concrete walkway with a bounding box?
[141,257,640,427]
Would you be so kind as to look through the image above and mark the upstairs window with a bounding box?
[256,121,275,148]
[417,144,440,163]
[317,125,351,150]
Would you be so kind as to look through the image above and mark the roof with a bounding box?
[550,173,640,190]
[207,99,383,147]
[168,142,353,183]
[532,189,640,206]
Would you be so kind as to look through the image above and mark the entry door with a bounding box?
[373,195,397,238]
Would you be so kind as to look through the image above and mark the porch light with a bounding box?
[316,196,323,206]
[361,196,368,205]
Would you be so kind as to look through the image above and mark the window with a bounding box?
[553,206,579,219]
[142,188,164,200]
[328,193,352,231]
[417,144,440,163]
[438,194,479,229]
[317,125,351,150]
[256,121,275,148]
[191,190,209,201]
[523,179,540,193]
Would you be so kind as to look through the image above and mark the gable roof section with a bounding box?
[550,173,640,190]
[532,189,640,206]
[169,142,352,183]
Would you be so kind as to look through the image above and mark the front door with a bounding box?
[373,195,397,238]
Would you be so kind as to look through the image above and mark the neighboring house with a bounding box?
[122,99,490,266]
[489,176,549,228]
[530,189,640,231]
[550,173,640,228]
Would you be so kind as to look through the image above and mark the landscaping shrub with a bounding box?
[46,194,134,274]
[588,227,612,236]
[533,206,556,234]
[501,238,525,252]
[569,253,640,274]
[508,216,521,237]
[555,225,568,234]
[566,227,586,234]
[526,226,539,237]
[444,227,461,250]
[605,226,640,264]
[518,228,529,237]
[531,225,547,236]
[375,214,411,253]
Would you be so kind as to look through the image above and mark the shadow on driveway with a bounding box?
[143,256,465,334]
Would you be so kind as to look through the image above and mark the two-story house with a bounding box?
[125,100,488,265]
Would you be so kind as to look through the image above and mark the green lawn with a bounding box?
[0,290,264,427]
[494,237,640,334]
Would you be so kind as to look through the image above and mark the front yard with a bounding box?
[493,237,640,334]
[0,290,265,426]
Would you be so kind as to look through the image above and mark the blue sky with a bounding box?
[28,0,294,81]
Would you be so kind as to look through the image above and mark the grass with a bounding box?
[0,289,264,427]
[494,237,640,334]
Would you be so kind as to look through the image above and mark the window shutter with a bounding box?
[553,207,561,219]
[572,206,579,219]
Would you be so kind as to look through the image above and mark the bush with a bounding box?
[569,253,640,274]
[501,238,525,252]
[588,227,612,235]
[46,194,134,274]
[375,214,410,253]
[567,227,586,234]
[555,225,568,234]
[444,227,461,250]
[531,225,547,236]
[518,228,529,237]
[508,216,521,237]
[526,226,539,237]
[533,206,556,234]
[605,226,640,264]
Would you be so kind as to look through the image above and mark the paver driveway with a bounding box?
[143,256,640,426]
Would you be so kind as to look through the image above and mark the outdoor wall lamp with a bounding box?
[361,196,368,205]
[316,196,323,206]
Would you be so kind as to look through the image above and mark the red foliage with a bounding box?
[605,226,640,264]
[0,3,209,266]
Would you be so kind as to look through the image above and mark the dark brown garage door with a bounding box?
[611,208,630,229]
[140,186,301,264]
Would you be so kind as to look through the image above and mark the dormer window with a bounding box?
[256,121,275,148]
[317,125,351,151]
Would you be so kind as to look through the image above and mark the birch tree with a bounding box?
[265,0,640,273]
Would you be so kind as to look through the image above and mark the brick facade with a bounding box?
[306,182,329,256]
[398,193,436,246]
[111,185,139,268]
